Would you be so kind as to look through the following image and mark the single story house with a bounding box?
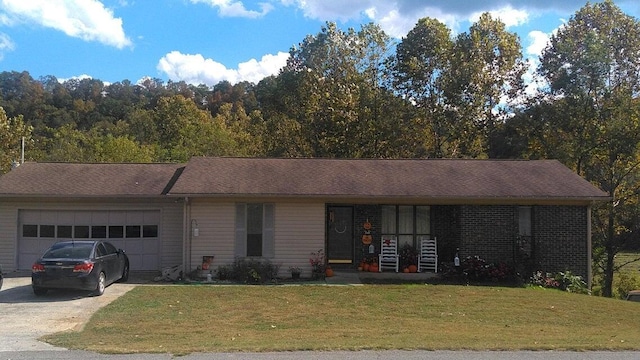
[0,157,609,285]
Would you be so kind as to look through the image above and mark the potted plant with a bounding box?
[309,249,326,280]
[289,266,301,280]
[399,243,418,272]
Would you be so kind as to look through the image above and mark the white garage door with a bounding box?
[18,210,161,271]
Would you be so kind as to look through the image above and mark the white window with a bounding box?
[235,203,275,258]
[518,206,532,237]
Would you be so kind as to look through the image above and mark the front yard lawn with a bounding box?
[44,284,640,354]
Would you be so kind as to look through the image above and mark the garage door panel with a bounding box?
[18,210,161,271]
[18,238,57,269]
[142,239,158,252]
[125,240,144,253]
[142,255,158,270]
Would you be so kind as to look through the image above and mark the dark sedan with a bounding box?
[31,240,129,296]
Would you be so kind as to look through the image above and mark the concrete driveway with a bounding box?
[0,272,139,351]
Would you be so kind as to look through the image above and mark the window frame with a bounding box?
[235,203,275,259]
[381,205,431,248]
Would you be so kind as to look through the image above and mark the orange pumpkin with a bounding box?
[363,220,372,230]
[363,263,370,271]
[403,267,410,273]
[408,265,417,273]
[325,267,334,277]
[369,264,379,272]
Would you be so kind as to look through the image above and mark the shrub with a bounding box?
[217,264,232,280]
[461,256,515,282]
[530,270,590,295]
[613,272,640,299]
[230,257,280,284]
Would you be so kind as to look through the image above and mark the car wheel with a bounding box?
[118,262,129,283]
[93,272,106,296]
[33,287,48,296]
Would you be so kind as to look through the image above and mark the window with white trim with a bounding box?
[235,203,275,258]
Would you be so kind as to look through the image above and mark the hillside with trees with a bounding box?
[1,1,639,297]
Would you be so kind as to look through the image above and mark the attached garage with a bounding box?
[0,162,185,273]
[18,210,161,271]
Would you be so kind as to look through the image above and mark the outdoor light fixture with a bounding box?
[191,219,199,237]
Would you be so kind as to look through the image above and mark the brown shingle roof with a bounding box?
[168,157,609,203]
[0,162,184,197]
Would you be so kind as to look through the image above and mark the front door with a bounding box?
[327,206,353,264]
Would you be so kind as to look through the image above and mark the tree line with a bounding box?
[1,0,639,296]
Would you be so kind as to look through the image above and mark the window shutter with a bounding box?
[262,203,275,258]
[235,203,246,258]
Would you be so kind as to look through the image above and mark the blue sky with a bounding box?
[0,0,638,86]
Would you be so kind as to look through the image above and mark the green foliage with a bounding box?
[613,272,640,299]
[518,0,640,298]
[0,107,32,173]
[461,256,515,282]
[399,243,418,269]
[229,258,280,284]
[530,270,590,295]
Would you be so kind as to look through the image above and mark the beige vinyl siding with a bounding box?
[189,201,326,278]
[0,202,18,271]
[189,201,235,271]
[160,204,183,269]
[273,202,325,278]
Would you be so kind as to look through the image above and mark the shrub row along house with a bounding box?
[0,157,608,285]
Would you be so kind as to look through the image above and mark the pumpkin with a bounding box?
[362,234,372,244]
[408,265,417,273]
[403,267,410,273]
[363,263,370,271]
[325,267,334,277]
[357,266,363,271]
[363,220,372,230]
[369,264,379,272]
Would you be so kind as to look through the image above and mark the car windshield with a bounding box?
[43,243,93,259]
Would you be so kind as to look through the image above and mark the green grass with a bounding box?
[44,284,640,354]
[617,252,640,273]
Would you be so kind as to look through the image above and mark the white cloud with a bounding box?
[470,6,529,28]
[526,30,549,57]
[56,73,92,83]
[0,32,14,59]
[157,51,289,86]
[0,0,131,49]
[189,0,273,18]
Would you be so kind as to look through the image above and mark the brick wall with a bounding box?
[533,205,588,278]
[348,204,590,279]
[460,205,518,263]
[353,204,381,265]
[431,205,461,263]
